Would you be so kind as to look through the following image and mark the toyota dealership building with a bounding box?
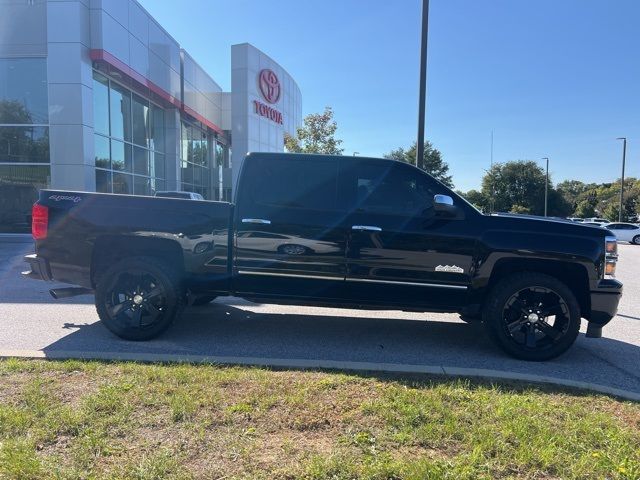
[0,0,302,233]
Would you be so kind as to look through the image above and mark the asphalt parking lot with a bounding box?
[1,238,639,399]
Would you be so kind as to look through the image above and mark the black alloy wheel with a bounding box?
[95,257,183,340]
[483,273,581,360]
[502,286,570,350]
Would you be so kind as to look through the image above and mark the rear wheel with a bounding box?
[95,257,184,340]
[632,235,640,245]
[483,273,581,361]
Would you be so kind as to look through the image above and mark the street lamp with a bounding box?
[542,157,549,217]
[616,137,627,222]
[416,0,429,170]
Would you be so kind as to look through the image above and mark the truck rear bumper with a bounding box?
[586,278,622,338]
[22,254,52,281]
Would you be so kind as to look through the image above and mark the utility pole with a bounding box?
[542,157,549,217]
[416,0,429,170]
[490,130,494,213]
[617,137,627,222]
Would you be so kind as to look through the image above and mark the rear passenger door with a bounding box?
[233,155,348,300]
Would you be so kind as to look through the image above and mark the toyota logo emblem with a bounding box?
[259,69,281,104]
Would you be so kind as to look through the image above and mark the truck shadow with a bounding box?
[39,300,640,396]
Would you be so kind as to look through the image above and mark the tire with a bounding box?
[482,272,581,361]
[191,295,217,306]
[632,235,640,245]
[95,256,184,341]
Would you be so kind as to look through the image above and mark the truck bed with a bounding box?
[33,190,233,292]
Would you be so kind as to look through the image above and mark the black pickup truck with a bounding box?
[24,152,622,360]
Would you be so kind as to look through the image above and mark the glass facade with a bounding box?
[180,121,211,198]
[0,57,49,233]
[93,71,166,195]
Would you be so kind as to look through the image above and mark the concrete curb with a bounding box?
[1,349,638,402]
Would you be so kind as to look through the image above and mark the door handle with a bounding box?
[242,218,271,225]
[352,225,382,232]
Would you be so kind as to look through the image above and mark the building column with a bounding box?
[46,0,95,191]
[164,108,181,191]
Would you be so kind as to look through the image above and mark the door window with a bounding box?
[340,160,444,216]
[238,156,338,212]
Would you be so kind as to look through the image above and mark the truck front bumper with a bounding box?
[586,278,623,338]
[22,254,52,281]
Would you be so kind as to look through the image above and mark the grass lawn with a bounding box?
[0,359,638,479]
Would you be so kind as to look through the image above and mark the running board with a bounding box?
[49,287,94,299]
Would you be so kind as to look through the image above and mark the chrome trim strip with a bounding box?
[347,278,468,290]
[237,270,467,290]
[352,225,382,232]
[242,218,271,224]
[237,270,344,281]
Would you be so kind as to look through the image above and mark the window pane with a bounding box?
[341,161,439,215]
[92,72,109,136]
[215,142,224,168]
[111,140,132,172]
[150,105,164,152]
[109,83,131,141]
[112,172,132,195]
[0,165,49,233]
[240,157,338,211]
[133,175,151,196]
[0,58,48,124]
[181,161,193,184]
[180,123,189,160]
[0,126,49,163]
[151,178,165,194]
[133,146,149,176]
[94,134,110,169]
[151,152,165,179]
[131,94,149,147]
[96,169,111,193]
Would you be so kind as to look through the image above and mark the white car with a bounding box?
[584,217,609,224]
[603,222,640,244]
[154,191,204,200]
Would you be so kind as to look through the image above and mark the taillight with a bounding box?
[32,203,48,240]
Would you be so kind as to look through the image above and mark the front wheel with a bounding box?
[483,273,581,361]
[95,257,184,340]
[632,235,640,245]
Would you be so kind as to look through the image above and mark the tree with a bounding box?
[479,160,571,216]
[384,141,453,187]
[284,107,343,155]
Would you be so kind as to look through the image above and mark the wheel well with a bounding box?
[91,236,184,287]
[488,259,590,316]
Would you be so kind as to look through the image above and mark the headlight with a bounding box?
[605,235,618,277]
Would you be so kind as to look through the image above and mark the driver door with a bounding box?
[339,158,475,309]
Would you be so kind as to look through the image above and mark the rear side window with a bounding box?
[339,160,444,215]
[239,156,338,211]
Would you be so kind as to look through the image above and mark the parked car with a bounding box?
[584,217,609,224]
[24,152,622,361]
[567,217,584,222]
[603,222,640,244]
[155,191,204,200]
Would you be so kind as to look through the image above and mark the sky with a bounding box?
[138,0,640,192]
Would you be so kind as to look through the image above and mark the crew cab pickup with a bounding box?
[24,153,622,360]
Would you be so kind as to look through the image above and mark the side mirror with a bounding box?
[433,194,460,218]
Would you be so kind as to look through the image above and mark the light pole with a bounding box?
[542,157,549,217]
[416,0,429,170]
[616,137,627,222]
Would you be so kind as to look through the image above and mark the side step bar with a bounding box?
[49,287,93,299]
